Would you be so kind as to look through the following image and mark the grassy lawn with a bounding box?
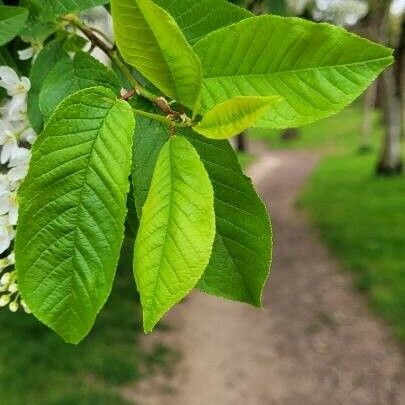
[0,239,173,404]
[251,105,405,342]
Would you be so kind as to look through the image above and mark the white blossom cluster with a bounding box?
[313,0,369,26]
[0,66,37,313]
[286,0,369,26]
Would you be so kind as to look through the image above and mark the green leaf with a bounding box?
[27,37,67,133]
[194,96,281,139]
[134,136,215,332]
[39,51,120,120]
[0,6,28,46]
[154,0,251,45]
[194,15,394,129]
[40,0,108,20]
[16,87,135,344]
[131,120,271,308]
[63,33,89,53]
[183,130,272,307]
[132,114,168,215]
[111,0,202,111]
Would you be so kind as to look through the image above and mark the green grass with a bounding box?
[237,151,255,168]
[0,239,173,405]
[252,104,405,342]
[249,104,382,152]
[299,153,405,341]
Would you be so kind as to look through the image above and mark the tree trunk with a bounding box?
[236,133,247,152]
[281,128,299,141]
[377,67,403,175]
[360,83,377,152]
[372,0,403,175]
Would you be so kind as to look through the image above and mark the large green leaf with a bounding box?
[134,136,215,332]
[183,130,272,307]
[194,96,281,139]
[194,15,394,129]
[111,0,202,111]
[131,120,271,307]
[39,51,120,120]
[154,0,251,45]
[16,87,135,344]
[132,113,168,215]
[28,38,67,133]
[0,6,28,46]
[40,0,108,19]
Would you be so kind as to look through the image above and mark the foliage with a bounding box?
[0,0,393,344]
[0,239,166,404]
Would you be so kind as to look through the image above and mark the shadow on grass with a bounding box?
[0,239,173,405]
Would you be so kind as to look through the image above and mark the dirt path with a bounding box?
[123,148,405,405]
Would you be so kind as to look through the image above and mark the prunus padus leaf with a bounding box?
[15,87,135,344]
[39,51,120,120]
[40,0,108,19]
[0,6,28,46]
[134,136,215,332]
[28,37,67,133]
[132,113,168,215]
[194,96,282,139]
[131,121,272,307]
[154,0,251,45]
[183,130,272,307]
[111,0,202,111]
[194,15,394,129]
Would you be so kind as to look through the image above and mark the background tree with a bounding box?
[373,0,403,174]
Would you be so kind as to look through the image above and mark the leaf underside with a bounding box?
[134,136,215,333]
[194,15,394,129]
[16,87,135,344]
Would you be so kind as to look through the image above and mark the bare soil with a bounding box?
[123,147,405,405]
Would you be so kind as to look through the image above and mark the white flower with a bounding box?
[0,67,31,118]
[8,147,30,182]
[0,174,10,193]
[0,215,15,254]
[0,99,27,122]
[20,127,37,144]
[18,46,35,61]
[0,120,20,164]
[0,189,18,225]
[0,67,31,96]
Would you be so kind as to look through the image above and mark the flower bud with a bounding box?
[0,294,11,307]
[9,301,18,312]
[0,272,11,285]
[21,300,31,314]
[8,282,18,293]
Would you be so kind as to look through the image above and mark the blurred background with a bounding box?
[0,0,404,404]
